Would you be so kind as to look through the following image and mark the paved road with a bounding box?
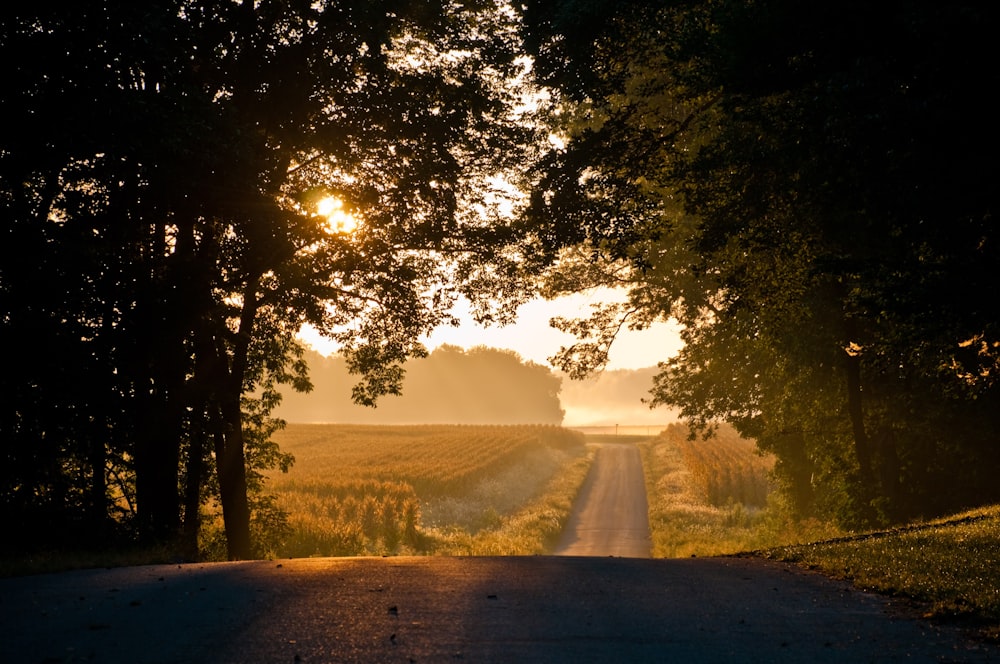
[555,442,652,557]
[4,445,996,662]
[3,556,997,663]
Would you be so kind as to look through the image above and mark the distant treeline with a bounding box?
[276,346,674,427]
[277,345,565,425]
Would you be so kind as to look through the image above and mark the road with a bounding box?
[555,442,652,557]
[3,556,997,663]
[4,444,997,662]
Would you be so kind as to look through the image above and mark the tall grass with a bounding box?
[642,423,840,557]
[275,479,421,557]
[671,425,773,508]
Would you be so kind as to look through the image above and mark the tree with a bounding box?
[1,1,545,558]
[276,346,565,425]
[521,0,1000,525]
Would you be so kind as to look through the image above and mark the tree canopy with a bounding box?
[522,0,1000,526]
[1,1,546,558]
[4,0,999,561]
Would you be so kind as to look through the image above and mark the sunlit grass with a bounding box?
[640,422,1000,628]
[758,505,1000,626]
[271,479,421,558]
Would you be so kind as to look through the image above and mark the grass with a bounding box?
[754,506,1000,629]
[426,445,596,555]
[640,422,1000,630]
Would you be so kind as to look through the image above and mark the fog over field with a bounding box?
[558,367,675,427]
[275,346,674,427]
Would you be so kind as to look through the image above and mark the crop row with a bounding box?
[261,424,587,556]
[276,479,421,557]
[269,424,583,498]
[659,423,774,508]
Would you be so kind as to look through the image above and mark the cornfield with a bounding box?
[663,423,774,508]
[261,424,587,557]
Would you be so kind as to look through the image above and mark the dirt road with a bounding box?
[3,556,997,663]
[555,442,652,557]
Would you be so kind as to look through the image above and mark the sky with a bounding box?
[422,292,683,371]
[303,197,685,371]
[300,289,684,372]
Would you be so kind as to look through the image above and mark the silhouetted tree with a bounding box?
[521,0,1000,525]
[1,1,545,558]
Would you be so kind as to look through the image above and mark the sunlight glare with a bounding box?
[317,196,358,234]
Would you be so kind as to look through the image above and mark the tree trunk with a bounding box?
[191,264,261,561]
[214,397,253,560]
[87,420,108,537]
[875,426,901,517]
[192,320,255,560]
[181,419,207,560]
[134,390,182,543]
[212,280,262,560]
[778,428,814,515]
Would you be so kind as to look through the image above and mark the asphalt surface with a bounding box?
[3,556,998,663]
[555,442,652,557]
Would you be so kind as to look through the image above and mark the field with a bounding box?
[259,424,591,557]
[640,423,840,557]
[259,422,833,561]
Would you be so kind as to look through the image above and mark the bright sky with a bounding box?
[425,292,682,371]
[301,290,683,371]
[304,198,683,371]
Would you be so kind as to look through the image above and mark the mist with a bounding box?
[559,367,676,427]
[275,346,675,427]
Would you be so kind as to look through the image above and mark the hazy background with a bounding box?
[276,346,675,427]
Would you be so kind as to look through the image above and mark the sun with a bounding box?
[316,196,358,234]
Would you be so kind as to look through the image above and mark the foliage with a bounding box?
[520,0,1000,528]
[1,2,547,558]
[276,346,565,425]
